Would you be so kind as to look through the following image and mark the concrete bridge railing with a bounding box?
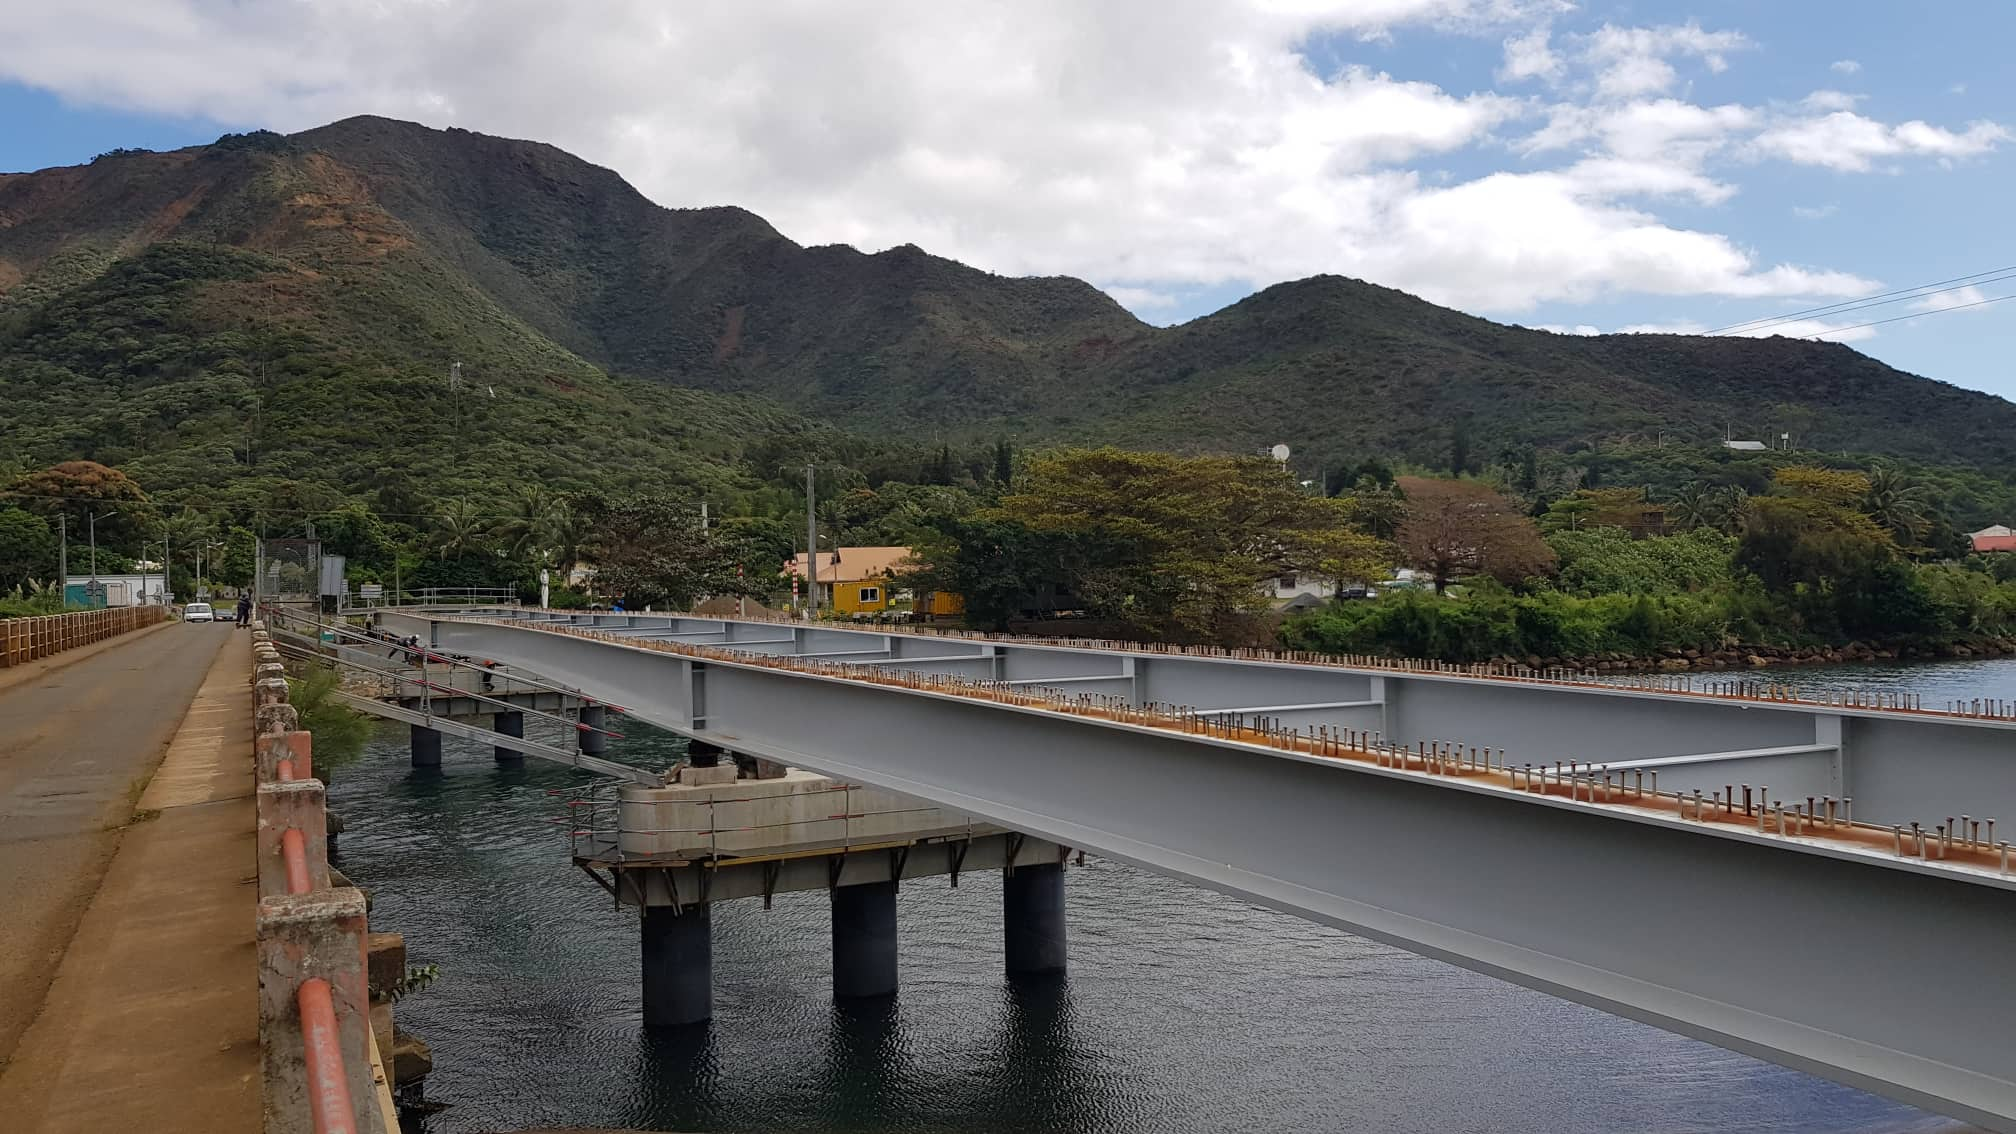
[249,624,394,1134]
[0,605,166,666]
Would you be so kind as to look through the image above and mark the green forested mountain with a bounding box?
[3,113,2015,508]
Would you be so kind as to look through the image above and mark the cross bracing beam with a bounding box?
[332,691,659,785]
[378,610,2016,1130]
[998,674,1131,687]
[1599,743,1837,771]
[1189,700,1382,716]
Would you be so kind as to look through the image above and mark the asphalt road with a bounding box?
[0,621,231,1068]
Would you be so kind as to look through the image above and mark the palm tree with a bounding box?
[544,502,593,578]
[1864,466,1934,546]
[492,486,554,561]
[1666,483,1719,532]
[1668,483,1748,535]
[434,500,489,559]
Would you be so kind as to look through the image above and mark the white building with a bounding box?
[64,574,169,607]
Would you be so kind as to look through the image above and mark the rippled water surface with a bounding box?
[326,658,2008,1134]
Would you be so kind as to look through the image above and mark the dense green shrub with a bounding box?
[1281,585,1736,662]
[1548,527,1735,596]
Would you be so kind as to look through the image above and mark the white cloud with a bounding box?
[1498,26,1561,82]
[1911,285,1989,313]
[1800,89,1862,112]
[1830,59,1861,75]
[1791,204,1838,220]
[1579,22,1753,99]
[1753,111,2010,171]
[0,1,1991,322]
[1104,285,1181,310]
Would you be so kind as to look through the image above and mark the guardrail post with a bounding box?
[255,676,292,709]
[257,730,314,782]
[257,780,333,899]
[257,887,385,1134]
[257,702,301,739]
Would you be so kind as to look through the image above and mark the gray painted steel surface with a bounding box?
[378,610,2016,1130]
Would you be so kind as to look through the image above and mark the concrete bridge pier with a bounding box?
[578,704,607,755]
[409,723,442,768]
[831,881,899,999]
[492,710,524,764]
[641,904,712,1027]
[1003,863,1066,976]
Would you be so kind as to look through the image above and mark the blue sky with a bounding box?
[0,1,2009,399]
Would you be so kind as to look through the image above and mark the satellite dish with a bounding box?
[1269,443,1291,462]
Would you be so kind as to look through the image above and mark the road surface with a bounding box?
[0,620,230,1067]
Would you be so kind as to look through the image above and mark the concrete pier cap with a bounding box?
[615,767,980,860]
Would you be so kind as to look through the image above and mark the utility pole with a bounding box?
[57,515,67,608]
[89,510,116,584]
[449,361,464,445]
[699,502,709,531]
[805,464,818,621]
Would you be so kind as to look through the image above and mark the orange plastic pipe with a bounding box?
[296,978,358,1134]
[281,828,312,895]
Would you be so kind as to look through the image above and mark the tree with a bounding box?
[1338,476,1405,540]
[900,517,1089,631]
[1734,466,1921,637]
[493,486,557,561]
[6,461,150,551]
[1541,488,1663,536]
[577,494,756,609]
[1449,415,1473,476]
[993,438,1015,486]
[433,500,490,559]
[1864,465,1935,549]
[1394,477,1556,594]
[985,448,1392,635]
[1666,482,1744,534]
[0,508,56,590]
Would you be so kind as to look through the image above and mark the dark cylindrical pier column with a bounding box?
[1003,863,1067,976]
[493,709,524,763]
[410,723,442,768]
[831,881,899,999]
[642,903,712,1027]
[579,704,608,754]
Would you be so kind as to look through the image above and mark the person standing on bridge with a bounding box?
[235,593,252,628]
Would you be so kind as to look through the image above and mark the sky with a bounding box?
[1,1,2010,398]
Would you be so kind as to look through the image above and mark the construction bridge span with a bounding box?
[377,608,2016,1132]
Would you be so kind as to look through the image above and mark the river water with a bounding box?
[326,659,2014,1134]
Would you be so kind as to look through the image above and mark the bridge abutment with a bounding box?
[409,723,442,768]
[831,880,899,999]
[641,904,712,1027]
[492,710,524,763]
[1003,862,1067,976]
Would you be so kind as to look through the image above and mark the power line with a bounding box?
[1804,292,2016,339]
[1706,264,2016,336]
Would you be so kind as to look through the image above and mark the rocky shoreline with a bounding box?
[1489,637,2016,675]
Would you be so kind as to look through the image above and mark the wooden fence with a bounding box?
[0,606,170,667]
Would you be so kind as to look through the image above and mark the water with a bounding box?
[326,659,2011,1134]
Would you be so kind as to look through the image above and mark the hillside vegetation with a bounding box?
[4,115,2016,504]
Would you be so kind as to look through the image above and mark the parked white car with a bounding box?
[183,602,215,623]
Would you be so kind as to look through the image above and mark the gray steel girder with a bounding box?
[382,611,2016,1130]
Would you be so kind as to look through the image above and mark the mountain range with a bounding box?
[2,114,2012,503]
